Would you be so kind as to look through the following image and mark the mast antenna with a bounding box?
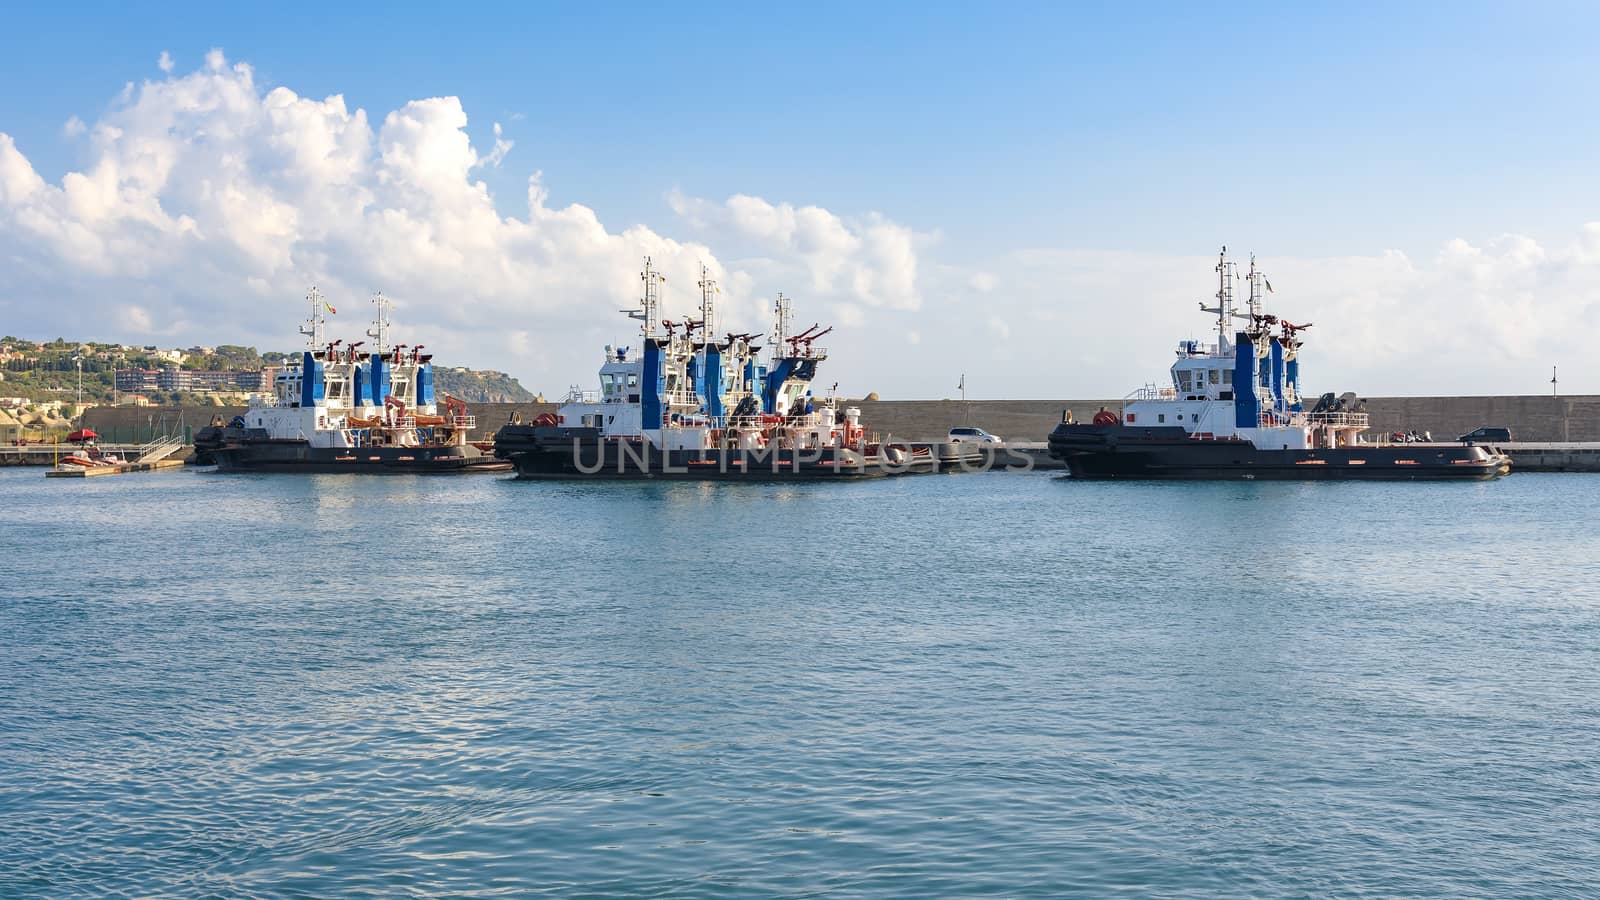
[1245,252,1266,321]
[299,286,327,351]
[366,292,392,355]
[698,263,718,341]
[1208,247,1238,353]
[626,256,665,336]
[698,262,718,393]
[772,293,793,359]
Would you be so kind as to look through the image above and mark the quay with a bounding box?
[63,395,1600,474]
[1495,443,1600,473]
[2,443,181,466]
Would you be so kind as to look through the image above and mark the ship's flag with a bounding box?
[1264,279,1274,293]
[324,300,337,314]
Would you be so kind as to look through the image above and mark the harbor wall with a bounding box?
[844,395,1600,443]
[78,394,1600,445]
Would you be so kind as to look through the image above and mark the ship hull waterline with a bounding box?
[495,427,939,481]
[1048,424,1510,481]
[207,439,511,474]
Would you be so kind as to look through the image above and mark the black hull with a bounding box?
[209,439,510,474]
[494,425,926,480]
[1047,423,1510,480]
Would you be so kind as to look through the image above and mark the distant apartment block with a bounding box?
[116,366,265,393]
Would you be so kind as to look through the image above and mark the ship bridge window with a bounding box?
[1223,371,1233,385]
[627,373,639,389]
[1209,370,1220,384]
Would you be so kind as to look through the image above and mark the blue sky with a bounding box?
[3,2,1599,396]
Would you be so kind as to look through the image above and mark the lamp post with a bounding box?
[72,355,83,409]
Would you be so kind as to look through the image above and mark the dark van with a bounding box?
[1458,426,1512,443]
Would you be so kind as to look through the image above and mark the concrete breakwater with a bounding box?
[845,395,1600,444]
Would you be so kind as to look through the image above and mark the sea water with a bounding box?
[2,467,1598,895]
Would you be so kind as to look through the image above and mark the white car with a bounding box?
[948,426,1001,443]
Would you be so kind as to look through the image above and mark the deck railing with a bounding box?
[1125,385,1178,401]
[1306,411,1371,429]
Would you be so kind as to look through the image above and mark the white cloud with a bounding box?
[62,116,86,138]
[474,122,512,170]
[0,53,750,392]
[157,51,174,73]
[667,189,926,311]
[2,51,1598,400]
[119,304,155,333]
[904,238,1600,397]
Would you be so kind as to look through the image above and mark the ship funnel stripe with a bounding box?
[763,359,798,414]
[704,345,725,419]
[417,364,434,406]
[1233,331,1259,428]
[1270,339,1286,413]
[642,340,665,427]
[301,351,325,407]
[370,352,389,408]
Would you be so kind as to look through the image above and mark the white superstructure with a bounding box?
[236,289,471,449]
[549,259,868,454]
[1118,249,1369,451]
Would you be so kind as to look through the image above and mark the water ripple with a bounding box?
[2,469,1599,895]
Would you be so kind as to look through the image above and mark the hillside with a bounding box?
[433,368,537,403]
[0,336,535,405]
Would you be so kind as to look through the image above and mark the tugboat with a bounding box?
[494,260,929,479]
[198,290,508,474]
[1048,249,1510,480]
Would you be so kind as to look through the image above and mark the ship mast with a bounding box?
[366,292,392,355]
[627,256,665,337]
[772,292,792,361]
[1199,247,1238,354]
[1245,253,1267,321]
[698,262,717,386]
[299,286,327,351]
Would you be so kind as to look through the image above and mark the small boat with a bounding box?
[57,438,124,469]
[1047,249,1510,480]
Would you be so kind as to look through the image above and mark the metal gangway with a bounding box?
[134,435,187,464]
